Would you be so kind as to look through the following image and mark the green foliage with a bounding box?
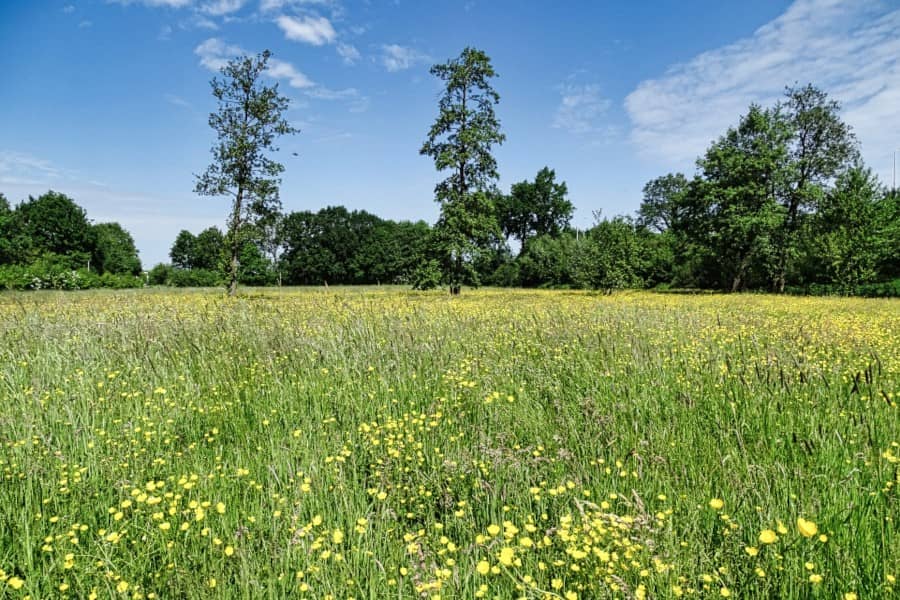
[237,240,275,286]
[167,268,223,288]
[194,50,299,295]
[420,47,505,290]
[93,222,142,275]
[683,105,790,291]
[0,254,142,290]
[170,230,196,270]
[516,233,579,287]
[410,258,443,290]
[279,207,430,286]
[572,218,645,291]
[194,227,226,271]
[638,173,688,233]
[7,191,97,264]
[497,167,572,251]
[809,167,890,289]
[147,263,173,286]
[0,193,13,265]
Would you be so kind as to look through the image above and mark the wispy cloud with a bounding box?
[552,83,611,135]
[200,0,246,15]
[63,4,76,13]
[194,37,368,110]
[78,20,93,28]
[260,0,343,18]
[267,57,315,88]
[275,14,336,45]
[624,0,900,180]
[379,44,431,72]
[0,150,63,186]
[336,42,360,65]
[108,0,194,7]
[194,37,244,71]
[163,93,192,109]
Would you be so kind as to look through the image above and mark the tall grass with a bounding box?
[0,288,897,599]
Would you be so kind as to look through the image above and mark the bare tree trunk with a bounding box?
[228,188,243,296]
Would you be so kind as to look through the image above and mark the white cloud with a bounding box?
[552,83,611,135]
[625,0,900,181]
[379,44,430,72]
[200,0,246,15]
[63,4,76,13]
[336,42,360,65]
[194,37,244,71]
[276,14,336,45]
[192,38,365,109]
[267,58,315,88]
[78,20,93,28]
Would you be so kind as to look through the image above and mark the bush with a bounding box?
[167,268,223,288]
[0,262,142,290]
[411,259,443,290]
[147,263,173,286]
[785,279,900,298]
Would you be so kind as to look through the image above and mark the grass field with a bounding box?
[0,288,897,599]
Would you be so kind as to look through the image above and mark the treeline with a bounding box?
[4,84,898,295]
[151,207,432,286]
[0,191,143,290]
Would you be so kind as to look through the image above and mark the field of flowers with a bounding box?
[0,288,897,599]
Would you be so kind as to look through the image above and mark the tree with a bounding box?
[812,167,888,289]
[638,173,688,233]
[420,47,505,293]
[256,210,284,285]
[11,191,96,266]
[771,84,859,292]
[690,105,790,291]
[195,50,299,295]
[0,193,12,265]
[93,222,142,275]
[170,230,196,269]
[497,167,573,252]
[194,227,225,271]
[571,217,644,292]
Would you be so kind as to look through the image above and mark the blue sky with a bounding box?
[1,0,899,267]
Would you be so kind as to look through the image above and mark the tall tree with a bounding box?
[420,47,505,293]
[691,105,790,291]
[497,166,573,252]
[771,84,859,291]
[93,222,142,275]
[194,50,299,295]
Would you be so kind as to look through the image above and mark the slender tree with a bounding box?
[195,50,298,295]
[420,47,505,293]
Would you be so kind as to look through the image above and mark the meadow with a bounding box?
[0,288,897,599]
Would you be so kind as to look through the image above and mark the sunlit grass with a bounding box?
[0,288,897,598]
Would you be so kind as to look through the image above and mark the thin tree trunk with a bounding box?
[228,188,243,296]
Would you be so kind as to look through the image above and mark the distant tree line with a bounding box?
[3,48,898,296]
[0,191,143,290]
